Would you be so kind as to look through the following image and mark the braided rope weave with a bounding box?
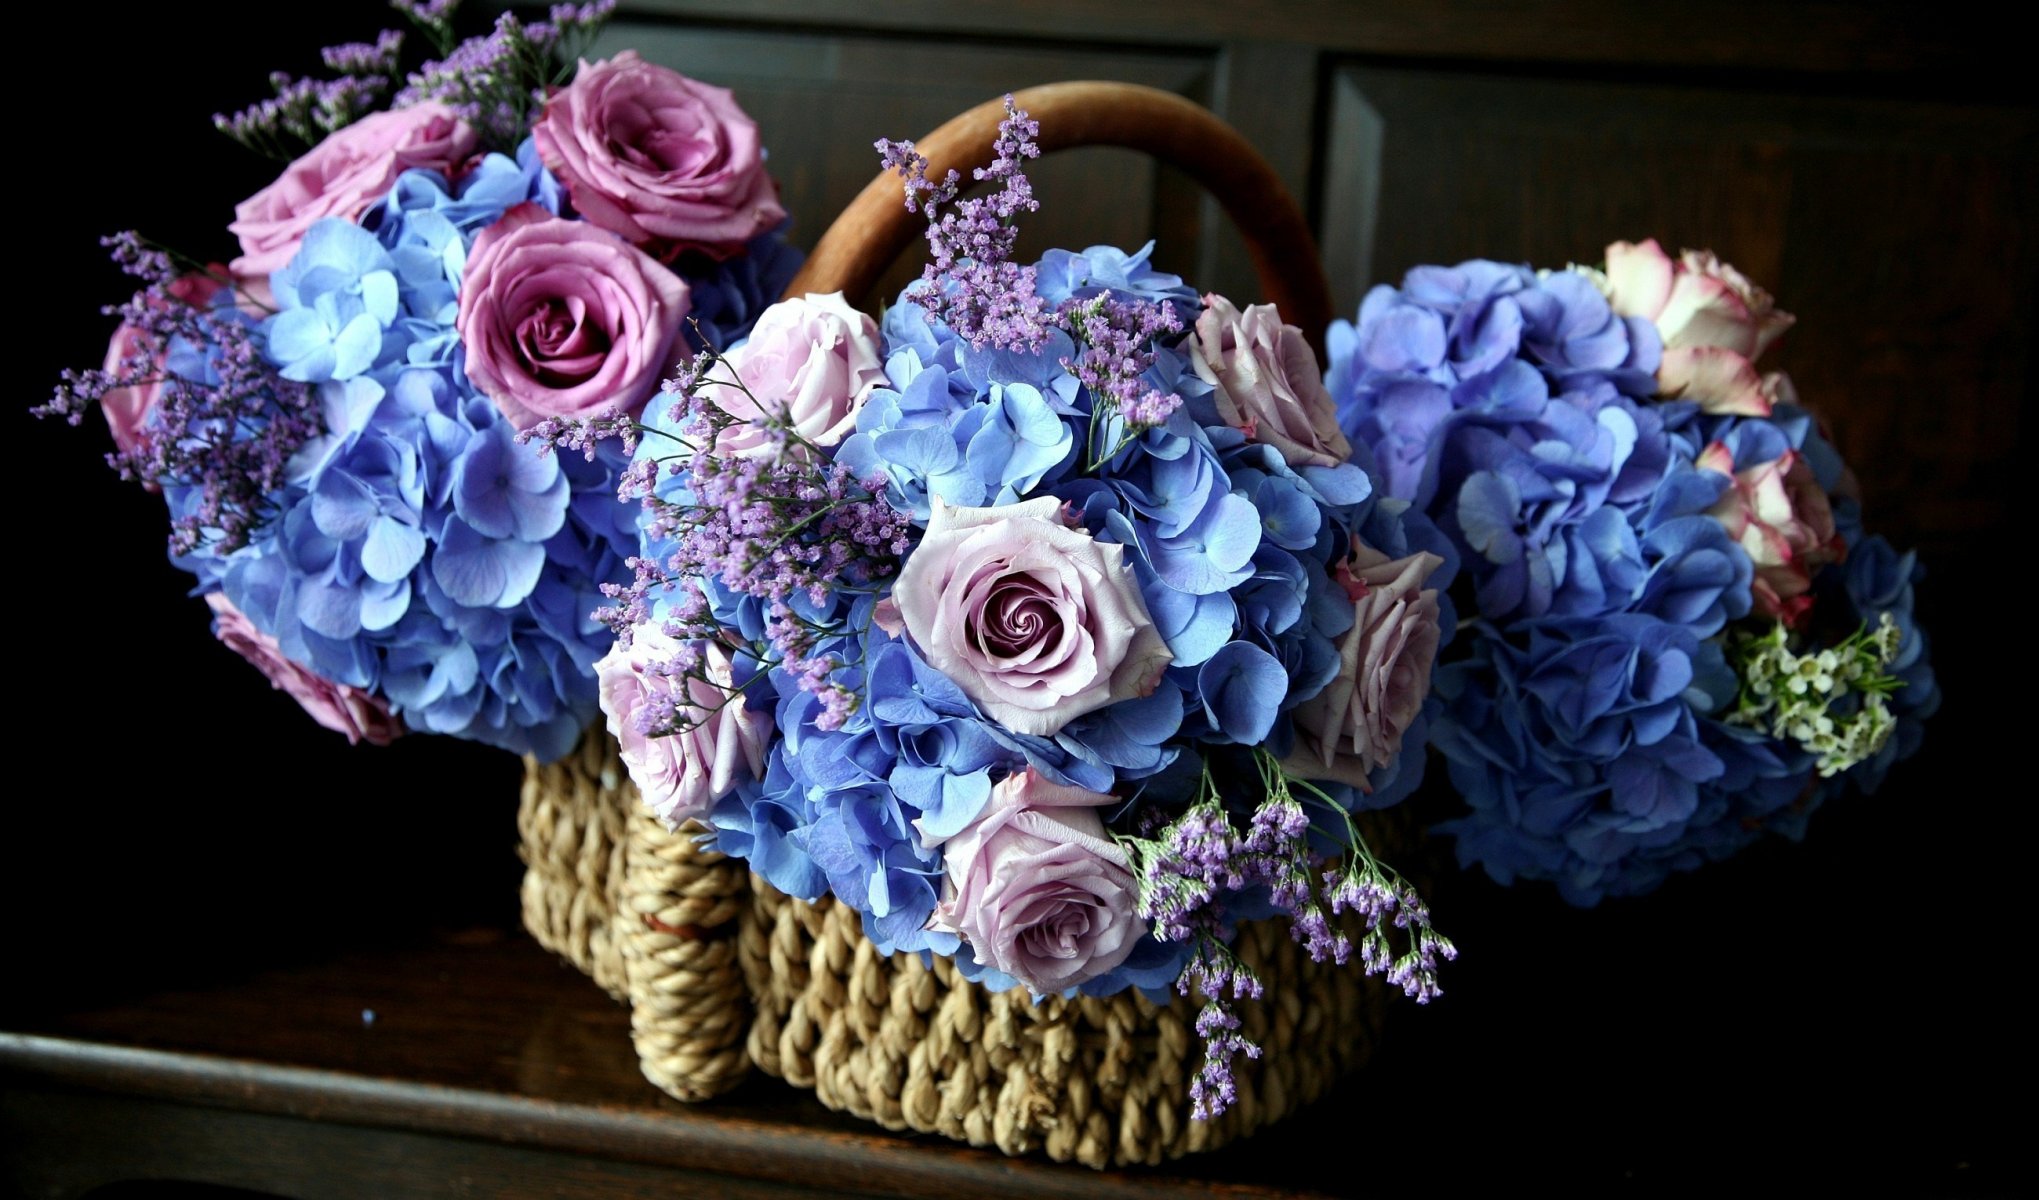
[520,729,1415,1164]
[520,730,754,1100]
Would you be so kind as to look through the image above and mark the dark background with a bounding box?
[11,0,2032,1192]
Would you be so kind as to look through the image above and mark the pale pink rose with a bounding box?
[457,204,691,429]
[1698,442,1844,627]
[892,497,1172,738]
[1604,238,1795,416]
[1282,544,1443,789]
[206,594,400,746]
[596,630,771,828]
[1188,293,1352,469]
[708,293,885,455]
[229,104,477,289]
[100,270,229,460]
[925,769,1144,994]
[534,52,786,260]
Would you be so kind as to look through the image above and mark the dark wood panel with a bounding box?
[599,22,1271,304]
[618,0,2013,80]
[1321,63,2036,561]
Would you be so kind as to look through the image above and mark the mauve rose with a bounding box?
[925,769,1144,994]
[1605,239,1794,416]
[229,104,477,289]
[596,630,771,828]
[709,293,885,454]
[1282,543,1444,789]
[1188,293,1352,470]
[207,594,400,746]
[100,270,229,458]
[1699,442,1843,627]
[534,52,786,259]
[893,497,1172,738]
[457,204,691,429]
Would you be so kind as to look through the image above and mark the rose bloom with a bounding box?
[1189,293,1353,470]
[596,630,771,828]
[1699,442,1843,627]
[534,51,786,259]
[1604,238,1795,416]
[890,497,1172,738]
[100,270,230,459]
[709,293,885,454]
[925,769,1144,995]
[206,594,401,745]
[1283,544,1444,788]
[230,103,477,290]
[457,204,691,429]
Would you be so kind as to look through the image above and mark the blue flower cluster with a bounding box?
[696,247,1456,992]
[1330,258,1935,903]
[177,142,795,758]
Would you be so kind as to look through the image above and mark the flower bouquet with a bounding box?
[38,0,800,758]
[521,87,1459,1165]
[1327,242,1938,904]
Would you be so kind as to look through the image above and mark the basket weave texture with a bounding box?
[517,80,1400,1166]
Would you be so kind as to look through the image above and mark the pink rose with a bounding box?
[100,270,229,459]
[1698,443,1843,627]
[1604,239,1795,416]
[1282,544,1444,788]
[709,293,885,454]
[457,204,691,429]
[534,52,787,260]
[596,630,771,828]
[926,769,1144,995]
[1188,293,1353,470]
[229,103,477,290]
[206,594,400,746]
[892,497,1172,738]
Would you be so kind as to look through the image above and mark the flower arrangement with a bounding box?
[1326,241,1939,905]
[538,99,1458,1120]
[38,0,801,759]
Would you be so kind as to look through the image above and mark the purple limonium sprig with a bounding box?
[1115,751,1456,1119]
[216,72,394,160]
[877,98,1051,354]
[35,233,319,556]
[521,339,911,734]
[397,1,616,149]
[878,98,1185,462]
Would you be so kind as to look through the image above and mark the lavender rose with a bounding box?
[230,103,477,289]
[891,497,1172,738]
[1282,544,1444,788]
[206,594,401,746]
[925,769,1144,994]
[710,292,886,454]
[1188,293,1353,470]
[457,204,691,429]
[596,630,771,828]
[534,52,787,259]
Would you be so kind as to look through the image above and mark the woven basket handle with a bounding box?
[782,80,1333,353]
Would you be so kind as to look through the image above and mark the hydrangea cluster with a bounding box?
[1328,241,1938,903]
[48,16,801,758]
[582,99,1459,1120]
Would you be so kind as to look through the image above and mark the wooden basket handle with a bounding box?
[782,80,1333,354]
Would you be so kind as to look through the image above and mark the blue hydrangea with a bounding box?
[182,145,796,759]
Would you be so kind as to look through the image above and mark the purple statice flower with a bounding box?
[321,30,405,78]
[877,96,1052,353]
[1060,291,1185,439]
[394,2,616,150]
[216,73,393,160]
[35,234,320,556]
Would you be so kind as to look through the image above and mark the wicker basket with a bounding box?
[518,81,1409,1168]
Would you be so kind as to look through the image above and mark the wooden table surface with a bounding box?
[2,924,1365,1199]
